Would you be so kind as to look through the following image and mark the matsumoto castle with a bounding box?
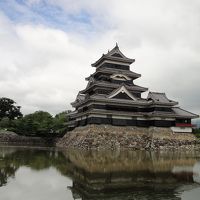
[67,44,198,133]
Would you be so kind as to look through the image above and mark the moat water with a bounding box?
[0,146,200,200]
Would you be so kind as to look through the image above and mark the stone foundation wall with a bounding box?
[0,130,57,146]
[57,125,198,150]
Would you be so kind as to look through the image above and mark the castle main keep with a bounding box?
[67,44,198,133]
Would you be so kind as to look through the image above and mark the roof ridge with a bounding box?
[149,91,165,95]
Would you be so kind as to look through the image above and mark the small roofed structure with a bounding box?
[148,92,178,105]
[67,45,199,133]
[91,43,135,68]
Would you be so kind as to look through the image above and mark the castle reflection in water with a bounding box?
[0,146,200,200]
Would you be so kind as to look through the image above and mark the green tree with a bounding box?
[52,111,70,136]
[194,128,200,138]
[0,117,10,129]
[5,109,70,137]
[14,111,54,136]
[0,97,22,120]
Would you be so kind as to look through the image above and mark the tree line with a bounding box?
[0,97,70,137]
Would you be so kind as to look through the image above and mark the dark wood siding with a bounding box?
[92,104,173,113]
[176,119,191,124]
[73,117,175,128]
[100,63,130,70]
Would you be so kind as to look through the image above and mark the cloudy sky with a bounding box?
[0,0,200,115]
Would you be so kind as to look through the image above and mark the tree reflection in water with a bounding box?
[0,146,200,200]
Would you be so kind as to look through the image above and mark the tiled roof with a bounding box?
[148,92,177,105]
[172,107,199,118]
[85,69,141,81]
[81,81,148,93]
[91,44,135,67]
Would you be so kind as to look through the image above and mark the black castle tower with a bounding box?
[67,44,198,133]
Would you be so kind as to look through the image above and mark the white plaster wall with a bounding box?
[171,127,192,133]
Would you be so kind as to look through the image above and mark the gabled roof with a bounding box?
[106,43,132,59]
[172,107,199,119]
[91,44,135,67]
[108,85,137,101]
[147,92,178,105]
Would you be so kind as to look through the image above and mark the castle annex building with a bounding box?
[67,44,198,133]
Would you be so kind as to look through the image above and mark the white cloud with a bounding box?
[0,0,200,115]
[0,13,96,114]
[0,167,73,200]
